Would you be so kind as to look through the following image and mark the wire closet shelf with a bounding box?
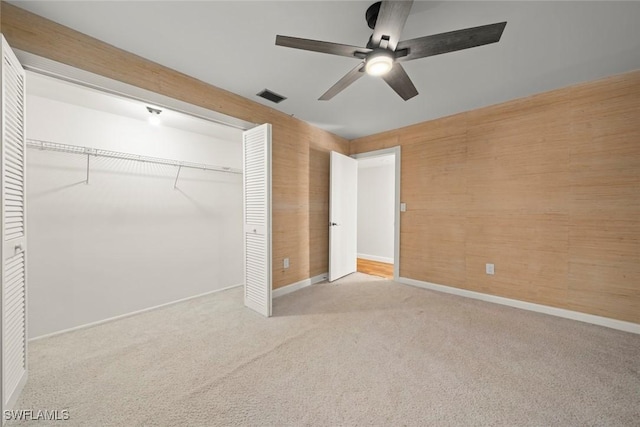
[26,139,242,187]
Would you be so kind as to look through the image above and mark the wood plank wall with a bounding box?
[0,2,349,289]
[351,70,640,324]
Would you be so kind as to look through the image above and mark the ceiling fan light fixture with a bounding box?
[365,51,394,76]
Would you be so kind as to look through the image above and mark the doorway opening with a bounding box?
[353,147,401,281]
[25,70,249,339]
[16,46,275,336]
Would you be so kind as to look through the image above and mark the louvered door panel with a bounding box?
[245,233,268,308]
[242,124,271,317]
[1,35,27,413]
[3,53,24,242]
[4,252,24,394]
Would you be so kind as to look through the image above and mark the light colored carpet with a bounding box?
[8,273,640,426]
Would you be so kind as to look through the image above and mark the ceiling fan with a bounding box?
[275,1,506,101]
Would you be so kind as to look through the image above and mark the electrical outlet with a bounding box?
[486,263,495,275]
[283,258,290,269]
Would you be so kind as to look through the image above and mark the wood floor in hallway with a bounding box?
[357,258,393,279]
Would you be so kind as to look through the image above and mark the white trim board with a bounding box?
[29,284,242,342]
[273,273,327,298]
[399,277,640,335]
[357,253,394,264]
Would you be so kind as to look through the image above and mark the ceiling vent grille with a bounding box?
[257,89,287,104]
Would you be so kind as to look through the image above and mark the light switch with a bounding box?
[284,258,290,269]
[400,203,407,212]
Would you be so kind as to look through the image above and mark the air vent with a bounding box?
[257,89,287,104]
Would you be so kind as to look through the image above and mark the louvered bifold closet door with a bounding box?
[242,124,272,317]
[1,35,27,412]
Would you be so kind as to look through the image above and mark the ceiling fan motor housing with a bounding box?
[366,2,382,29]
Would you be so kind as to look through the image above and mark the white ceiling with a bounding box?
[26,71,243,142]
[10,1,640,140]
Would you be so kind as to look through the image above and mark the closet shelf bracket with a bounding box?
[84,148,96,184]
[174,165,182,189]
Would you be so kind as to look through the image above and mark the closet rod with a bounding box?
[26,139,242,175]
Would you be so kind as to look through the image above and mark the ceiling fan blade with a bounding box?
[382,63,418,101]
[395,21,507,62]
[319,62,366,101]
[276,35,371,59]
[371,1,414,51]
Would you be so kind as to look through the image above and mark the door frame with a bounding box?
[351,146,401,281]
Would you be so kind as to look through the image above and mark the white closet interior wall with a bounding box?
[26,74,243,338]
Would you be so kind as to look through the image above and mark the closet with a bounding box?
[25,72,246,338]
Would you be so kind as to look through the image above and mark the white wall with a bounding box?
[26,92,243,338]
[357,159,395,263]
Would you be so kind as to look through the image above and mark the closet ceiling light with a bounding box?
[147,106,162,126]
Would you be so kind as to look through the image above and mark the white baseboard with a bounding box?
[273,273,328,298]
[29,283,243,342]
[399,277,640,335]
[357,253,394,264]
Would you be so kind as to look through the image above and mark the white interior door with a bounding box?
[1,35,28,414]
[329,151,357,282]
[242,124,272,317]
